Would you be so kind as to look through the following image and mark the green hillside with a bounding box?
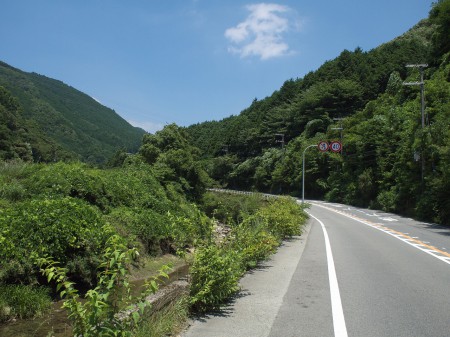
[186,1,450,225]
[0,62,145,163]
[187,19,434,158]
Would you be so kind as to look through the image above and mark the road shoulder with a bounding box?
[181,218,313,337]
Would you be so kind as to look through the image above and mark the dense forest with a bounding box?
[0,62,145,163]
[186,1,450,226]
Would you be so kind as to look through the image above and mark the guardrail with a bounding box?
[206,188,286,200]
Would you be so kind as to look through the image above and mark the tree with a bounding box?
[429,0,450,62]
[139,124,209,201]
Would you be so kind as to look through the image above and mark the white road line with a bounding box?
[312,203,450,267]
[308,212,348,337]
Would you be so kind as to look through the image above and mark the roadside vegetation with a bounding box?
[0,124,307,336]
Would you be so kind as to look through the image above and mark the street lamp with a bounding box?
[302,144,318,204]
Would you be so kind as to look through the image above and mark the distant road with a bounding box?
[183,201,450,337]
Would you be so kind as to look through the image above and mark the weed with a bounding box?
[0,284,51,322]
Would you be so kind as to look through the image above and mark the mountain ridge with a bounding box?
[0,61,145,163]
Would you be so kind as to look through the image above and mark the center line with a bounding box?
[308,212,348,337]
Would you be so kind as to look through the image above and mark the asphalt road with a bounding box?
[183,201,450,337]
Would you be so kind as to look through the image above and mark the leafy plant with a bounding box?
[189,244,243,312]
[36,235,170,337]
[257,197,307,239]
[201,191,266,225]
[229,215,279,270]
[0,197,113,285]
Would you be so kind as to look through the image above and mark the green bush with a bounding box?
[0,179,26,202]
[0,160,34,202]
[190,193,308,312]
[0,197,114,284]
[37,236,170,337]
[257,197,306,239]
[0,284,51,322]
[201,192,266,225]
[167,205,213,248]
[102,164,173,211]
[189,244,243,312]
[229,215,279,270]
[25,162,112,210]
[105,207,171,255]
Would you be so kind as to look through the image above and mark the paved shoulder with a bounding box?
[182,221,312,337]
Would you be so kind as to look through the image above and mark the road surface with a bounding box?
[183,201,450,337]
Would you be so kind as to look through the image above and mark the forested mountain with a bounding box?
[187,18,433,158]
[0,61,145,163]
[186,1,450,225]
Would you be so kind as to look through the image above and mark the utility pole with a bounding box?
[331,117,344,156]
[403,63,428,181]
[222,144,229,155]
[302,144,317,204]
[403,64,428,128]
[275,133,285,149]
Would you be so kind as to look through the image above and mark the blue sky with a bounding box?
[0,1,434,133]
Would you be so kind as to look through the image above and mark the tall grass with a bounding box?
[0,284,51,322]
[134,297,190,337]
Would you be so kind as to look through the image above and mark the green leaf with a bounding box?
[47,271,54,283]
[132,311,140,324]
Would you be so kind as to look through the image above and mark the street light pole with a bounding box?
[302,144,318,204]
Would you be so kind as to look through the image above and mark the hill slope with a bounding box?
[0,61,145,163]
[186,19,433,159]
[185,1,450,225]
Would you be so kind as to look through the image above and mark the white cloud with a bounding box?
[225,3,292,60]
[128,120,164,134]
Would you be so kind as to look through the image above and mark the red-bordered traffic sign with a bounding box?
[330,141,342,152]
[318,141,329,152]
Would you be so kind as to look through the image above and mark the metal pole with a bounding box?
[302,144,317,204]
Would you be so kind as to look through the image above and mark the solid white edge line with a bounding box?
[308,211,349,337]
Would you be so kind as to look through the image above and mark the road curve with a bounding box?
[182,201,450,337]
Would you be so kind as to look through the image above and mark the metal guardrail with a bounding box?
[206,188,285,200]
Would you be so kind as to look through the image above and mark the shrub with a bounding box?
[201,192,266,225]
[25,162,112,211]
[37,236,170,337]
[189,193,308,312]
[102,165,172,211]
[257,197,306,239]
[167,205,213,248]
[0,197,114,285]
[106,207,171,255]
[376,188,398,212]
[0,179,26,202]
[0,159,33,202]
[229,215,279,270]
[189,244,243,312]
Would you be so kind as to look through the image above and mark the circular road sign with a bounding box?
[330,141,342,152]
[318,141,329,152]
